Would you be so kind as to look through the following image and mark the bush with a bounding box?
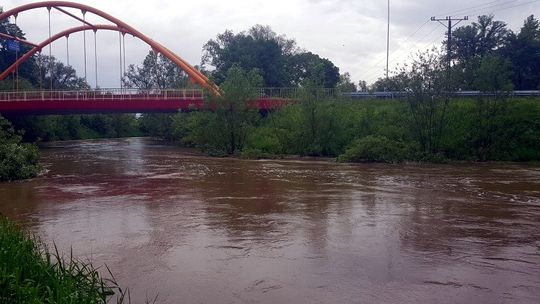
[338,135,410,163]
[0,143,40,181]
[244,127,283,155]
[143,97,540,162]
[0,116,40,181]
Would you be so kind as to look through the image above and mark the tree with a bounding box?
[206,66,263,154]
[203,25,340,88]
[503,15,540,90]
[393,49,452,154]
[370,76,402,92]
[5,55,101,142]
[202,25,293,86]
[123,51,192,139]
[336,73,357,92]
[123,51,190,89]
[138,113,177,140]
[452,15,509,61]
[37,55,89,90]
[451,15,509,89]
[5,55,141,141]
[469,55,513,160]
[184,66,262,154]
[80,114,139,138]
[0,8,38,86]
[286,52,340,88]
[0,115,39,180]
[357,80,368,92]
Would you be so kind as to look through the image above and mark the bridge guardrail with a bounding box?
[258,87,338,99]
[0,88,205,102]
[341,90,540,99]
[1,88,539,102]
[0,87,338,102]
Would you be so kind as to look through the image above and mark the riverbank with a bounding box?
[0,216,126,303]
[33,137,540,167]
[6,96,540,164]
[0,116,40,181]
[42,137,540,166]
[137,97,540,163]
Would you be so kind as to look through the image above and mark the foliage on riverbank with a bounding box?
[146,95,540,163]
[0,216,128,303]
[0,116,40,181]
[7,114,141,142]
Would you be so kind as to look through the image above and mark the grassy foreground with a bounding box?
[0,216,127,304]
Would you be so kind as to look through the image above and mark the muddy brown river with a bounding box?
[1,138,539,303]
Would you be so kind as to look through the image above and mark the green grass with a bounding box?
[0,216,129,304]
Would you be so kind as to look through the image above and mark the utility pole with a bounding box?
[430,16,468,70]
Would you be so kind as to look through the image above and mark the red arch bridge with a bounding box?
[0,1,303,115]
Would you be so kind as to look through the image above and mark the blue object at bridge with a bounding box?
[7,40,20,52]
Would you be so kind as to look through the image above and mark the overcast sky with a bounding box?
[3,0,539,88]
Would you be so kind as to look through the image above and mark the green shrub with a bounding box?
[244,127,283,155]
[338,135,410,163]
[0,143,40,181]
[0,116,40,181]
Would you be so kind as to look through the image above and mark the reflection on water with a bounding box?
[1,138,539,303]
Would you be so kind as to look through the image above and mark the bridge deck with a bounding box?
[0,89,293,115]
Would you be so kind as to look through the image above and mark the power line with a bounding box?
[475,0,540,14]
[431,15,469,91]
[445,0,539,17]
[361,0,539,82]
[362,18,457,81]
[435,0,519,18]
[361,23,440,80]
[361,19,432,78]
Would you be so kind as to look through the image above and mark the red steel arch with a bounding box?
[1,24,125,81]
[0,1,221,96]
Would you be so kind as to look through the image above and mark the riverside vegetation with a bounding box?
[120,16,540,162]
[146,93,540,163]
[0,216,132,303]
[0,116,39,181]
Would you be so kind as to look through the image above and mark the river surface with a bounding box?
[1,138,539,304]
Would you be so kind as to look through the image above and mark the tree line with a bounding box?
[130,18,540,162]
[372,15,540,91]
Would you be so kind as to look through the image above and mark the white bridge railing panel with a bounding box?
[0,88,205,102]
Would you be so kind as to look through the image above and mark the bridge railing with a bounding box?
[0,88,204,102]
[258,87,339,99]
[341,90,540,99]
[2,88,539,102]
[0,87,341,102]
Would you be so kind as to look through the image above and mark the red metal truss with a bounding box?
[0,1,221,96]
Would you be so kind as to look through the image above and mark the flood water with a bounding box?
[1,138,539,303]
